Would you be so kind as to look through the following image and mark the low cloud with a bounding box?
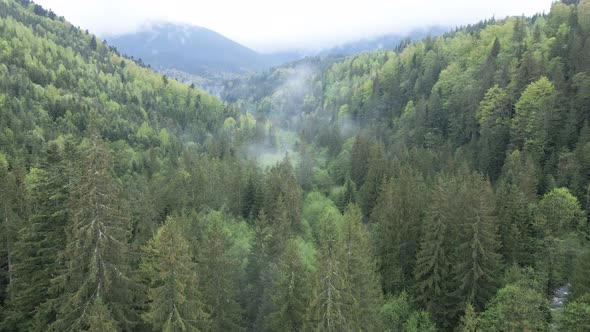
[36,0,553,53]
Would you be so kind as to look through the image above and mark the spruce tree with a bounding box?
[453,174,502,312]
[198,213,244,331]
[2,142,73,331]
[49,122,137,331]
[140,219,208,331]
[342,204,383,330]
[265,239,313,331]
[414,176,457,328]
[307,209,352,331]
[373,166,425,293]
[244,210,272,328]
[0,153,16,310]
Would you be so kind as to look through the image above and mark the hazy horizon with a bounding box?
[34,0,553,53]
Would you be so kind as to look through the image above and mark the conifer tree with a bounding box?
[496,182,536,266]
[198,213,244,331]
[265,239,313,332]
[373,166,425,293]
[458,304,479,332]
[2,142,73,331]
[307,209,352,331]
[359,142,387,216]
[414,176,457,328]
[140,218,208,332]
[244,210,272,328]
[453,174,502,312]
[342,204,382,330]
[349,134,372,188]
[0,153,16,308]
[50,122,137,331]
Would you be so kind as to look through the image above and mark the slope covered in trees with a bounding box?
[1,0,590,331]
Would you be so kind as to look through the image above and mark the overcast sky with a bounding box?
[34,0,554,53]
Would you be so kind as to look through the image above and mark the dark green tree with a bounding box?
[414,176,457,328]
[453,174,502,312]
[50,123,137,331]
[140,219,209,331]
[198,213,244,331]
[342,204,382,330]
[372,166,425,293]
[265,239,313,331]
[1,143,73,331]
[307,208,352,331]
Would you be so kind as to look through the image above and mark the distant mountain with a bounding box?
[106,24,448,93]
[107,23,302,92]
[317,26,449,56]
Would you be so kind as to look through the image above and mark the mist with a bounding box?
[34,0,553,53]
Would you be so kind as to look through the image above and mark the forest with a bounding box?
[1,0,590,331]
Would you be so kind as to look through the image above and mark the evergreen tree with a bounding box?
[342,204,382,330]
[89,36,97,51]
[0,153,16,310]
[242,174,261,220]
[263,158,303,235]
[342,177,356,209]
[265,239,313,331]
[453,174,502,312]
[2,143,73,331]
[244,210,272,328]
[49,123,137,331]
[140,219,208,331]
[349,135,372,188]
[372,166,425,293]
[414,176,457,328]
[458,304,479,332]
[307,209,352,331]
[572,250,590,299]
[358,142,387,216]
[198,213,244,331]
[496,182,537,266]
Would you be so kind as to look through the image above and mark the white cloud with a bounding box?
[34,0,554,52]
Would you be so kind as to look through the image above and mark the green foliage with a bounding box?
[372,166,426,293]
[414,176,458,328]
[572,250,590,299]
[140,218,208,331]
[197,212,245,331]
[537,187,586,236]
[380,292,436,332]
[478,284,551,331]
[49,124,138,331]
[265,239,313,331]
[341,204,382,329]
[2,0,590,331]
[458,304,478,332]
[307,207,352,331]
[511,77,559,159]
[560,293,590,331]
[1,142,72,331]
[453,173,502,312]
[477,85,511,179]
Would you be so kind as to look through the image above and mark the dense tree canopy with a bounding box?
[1,0,590,331]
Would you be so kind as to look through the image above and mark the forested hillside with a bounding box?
[1,0,590,331]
